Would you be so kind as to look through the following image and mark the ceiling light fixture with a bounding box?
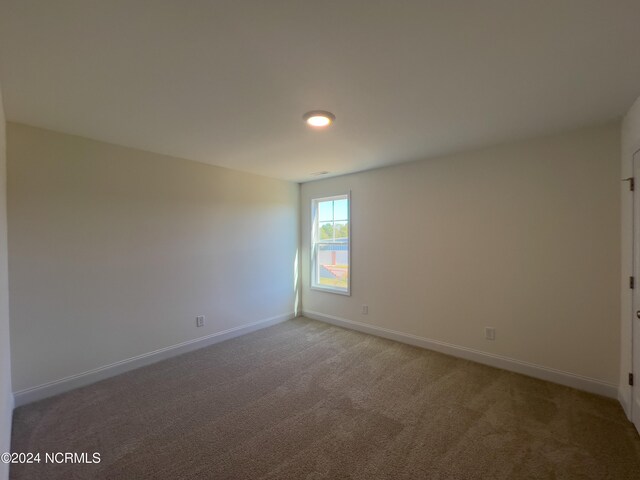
[303,110,335,128]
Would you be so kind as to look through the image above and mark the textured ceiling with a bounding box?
[1,0,639,182]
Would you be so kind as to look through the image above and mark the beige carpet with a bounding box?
[10,317,640,479]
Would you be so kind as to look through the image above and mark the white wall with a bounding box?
[620,96,640,417]
[0,86,13,480]
[7,123,299,396]
[302,123,621,394]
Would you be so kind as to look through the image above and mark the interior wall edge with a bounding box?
[0,81,12,480]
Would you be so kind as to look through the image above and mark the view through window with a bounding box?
[311,194,350,294]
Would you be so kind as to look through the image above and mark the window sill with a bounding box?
[310,285,351,296]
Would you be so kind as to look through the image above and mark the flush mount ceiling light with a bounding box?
[303,110,335,128]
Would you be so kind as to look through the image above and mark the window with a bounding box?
[311,194,350,295]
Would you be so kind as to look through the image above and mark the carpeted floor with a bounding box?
[9,317,640,479]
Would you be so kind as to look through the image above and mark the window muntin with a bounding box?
[311,194,350,295]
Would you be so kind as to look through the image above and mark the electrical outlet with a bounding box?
[196,315,205,327]
[485,327,496,341]
[361,305,368,315]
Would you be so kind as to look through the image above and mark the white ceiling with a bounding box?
[1,1,639,182]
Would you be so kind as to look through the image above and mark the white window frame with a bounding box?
[310,193,351,296]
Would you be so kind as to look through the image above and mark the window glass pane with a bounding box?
[318,200,334,223]
[333,198,349,221]
[312,194,350,295]
[333,221,348,239]
[317,245,349,290]
[318,222,334,240]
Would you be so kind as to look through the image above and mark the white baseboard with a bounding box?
[14,313,294,407]
[303,310,618,399]
[619,386,632,420]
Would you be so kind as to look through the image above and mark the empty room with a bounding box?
[1,1,640,479]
